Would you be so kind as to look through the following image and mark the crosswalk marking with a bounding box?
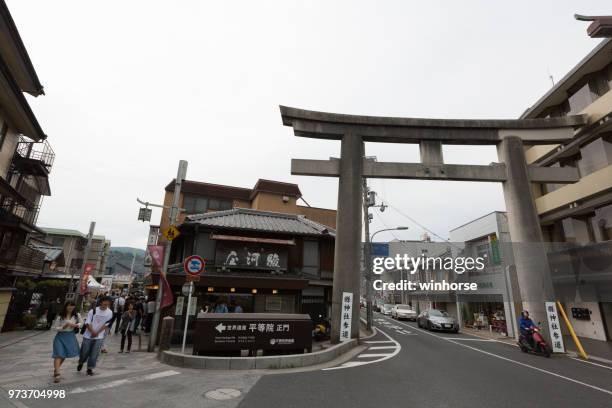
[368,346,396,350]
[365,340,394,344]
[357,353,392,358]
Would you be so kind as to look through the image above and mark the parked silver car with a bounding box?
[417,309,459,332]
[391,305,417,321]
[381,304,394,315]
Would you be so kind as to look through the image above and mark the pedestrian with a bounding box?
[134,297,144,332]
[214,300,228,313]
[233,303,243,313]
[51,301,83,383]
[118,302,137,353]
[77,295,113,376]
[144,297,156,333]
[111,295,126,334]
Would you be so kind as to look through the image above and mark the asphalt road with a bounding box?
[238,312,612,408]
[3,315,612,408]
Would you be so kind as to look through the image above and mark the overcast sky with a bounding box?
[10,0,611,247]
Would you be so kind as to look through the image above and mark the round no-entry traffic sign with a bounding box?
[184,255,205,276]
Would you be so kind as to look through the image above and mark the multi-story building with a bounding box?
[0,0,51,330]
[37,228,111,281]
[159,179,337,242]
[520,36,612,342]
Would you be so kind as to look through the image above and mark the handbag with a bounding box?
[80,307,96,335]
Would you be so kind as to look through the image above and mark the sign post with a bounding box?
[181,281,194,354]
[181,255,205,354]
[545,301,565,353]
[340,292,353,342]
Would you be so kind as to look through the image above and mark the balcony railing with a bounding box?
[0,244,44,272]
[0,202,40,226]
[14,137,55,172]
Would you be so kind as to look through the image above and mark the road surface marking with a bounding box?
[69,370,180,394]
[369,346,396,350]
[444,338,495,342]
[383,315,612,397]
[323,328,400,371]
[357,353,392,358]
[571,357,612,371]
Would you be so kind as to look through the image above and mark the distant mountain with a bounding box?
[107,247,147,276]
[110,247,146,256]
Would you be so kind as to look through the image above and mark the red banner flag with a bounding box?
[160,272,174,309]
[79,263,96,295]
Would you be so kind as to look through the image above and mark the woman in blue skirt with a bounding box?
[51,301,83,383]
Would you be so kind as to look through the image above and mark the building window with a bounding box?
[183,195,231,214]
[302,240,320,276]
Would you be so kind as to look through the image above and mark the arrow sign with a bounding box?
[215,323,226,333]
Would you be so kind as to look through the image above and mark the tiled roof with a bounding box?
[185,208,335,237]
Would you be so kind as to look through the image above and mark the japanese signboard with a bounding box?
[175,296,184,316]
[100,276,113,290]
[193,314,312,354]
[215,242,287,270]
[545,302,565,353]
[138,207,152,222]
[340,291,353,342]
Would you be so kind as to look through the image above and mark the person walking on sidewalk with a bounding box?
[110,295,125,334]
[51,301,83,383]
[77,296,113,376]
[118,302,137,353]
[144,297,156,333]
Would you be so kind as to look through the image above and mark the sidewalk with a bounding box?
[564,335,612,363]
[0,329,163,389]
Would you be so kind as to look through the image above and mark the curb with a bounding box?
[160,339,358,370]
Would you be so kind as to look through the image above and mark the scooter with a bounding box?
[518,326,552,358]
[313,315,330,341]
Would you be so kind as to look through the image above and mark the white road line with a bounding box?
[444,338,495,342]
[69,370,180,394]
[571,357,612,371]
[357,353,392,358]
[381,315,612,397]
[323,328,401,371]
[369,346,396,350]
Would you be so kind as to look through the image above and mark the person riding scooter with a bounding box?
[519,310,537,348]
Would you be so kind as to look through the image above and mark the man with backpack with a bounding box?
[77,296,113,376]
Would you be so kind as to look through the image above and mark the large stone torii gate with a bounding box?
[280,105,587,344]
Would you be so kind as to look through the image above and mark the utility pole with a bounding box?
[75,221,95,309]
[148,160,188,352]
[127,249,136,294]
[362,179,374,331]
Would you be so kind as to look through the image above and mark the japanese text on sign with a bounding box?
[545,302,565,353]
[340,292,353,342]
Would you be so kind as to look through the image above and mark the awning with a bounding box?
[210,233,295,246]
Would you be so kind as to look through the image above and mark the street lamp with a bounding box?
[365,226,409,330]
